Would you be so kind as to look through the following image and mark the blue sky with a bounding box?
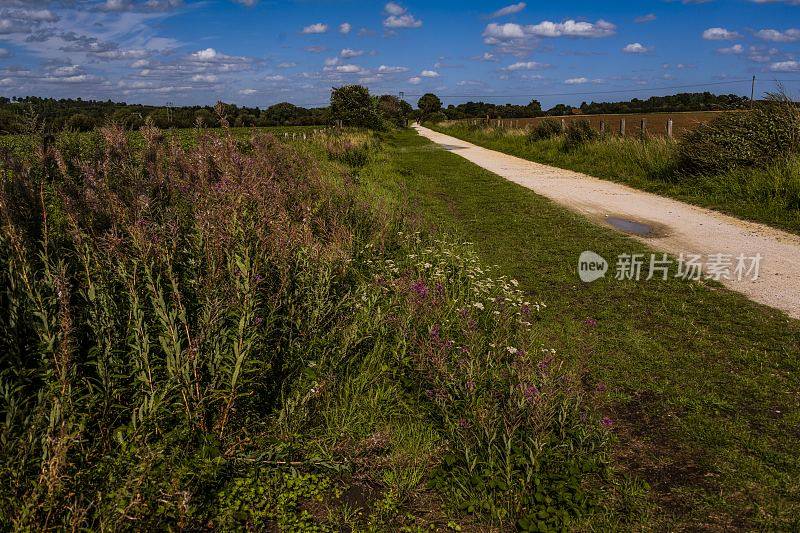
[0,0,799,108]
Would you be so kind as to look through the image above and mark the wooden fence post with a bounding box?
[560,118,566,131]
[667,119,673,139]
[640,118,647,136]
[600,120,606,134]
[620,118,626,136]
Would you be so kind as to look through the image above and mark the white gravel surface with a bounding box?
[416,124,800,319]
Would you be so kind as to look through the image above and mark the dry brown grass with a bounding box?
[469,110,740,138]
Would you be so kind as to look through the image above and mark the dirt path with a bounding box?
[415,125,800,319]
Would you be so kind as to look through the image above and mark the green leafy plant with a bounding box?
[528,119,563,142]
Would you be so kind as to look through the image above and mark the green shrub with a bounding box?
[424,111,448,124]
[330,85,382,130]
[325,131,373,167]
[563,119,599,151]
[677,96,800,174]
[528,119,563,142]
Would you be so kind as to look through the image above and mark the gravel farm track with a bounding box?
[415,124,800,319]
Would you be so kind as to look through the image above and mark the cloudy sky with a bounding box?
[0,0,799,108]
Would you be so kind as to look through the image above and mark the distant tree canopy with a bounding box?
[434,92,752,119]
[443,100,543,120]
[0,91,754,134]
[329,85,416,130]
[570,92,751,115]
[330,85,382,129]
[0,96,330,134]
[417,93,443,118]
[377,95,413,128]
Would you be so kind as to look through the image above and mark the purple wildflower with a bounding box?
[465,380,476,393]
[410,279,429,298]
[596,382,606,393]
[458,418,471,429]
[521,383,539,401]
[585,317,598,327]
[601,417,613,428]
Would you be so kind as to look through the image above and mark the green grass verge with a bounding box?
[360,128,800,530]
[429,123,800,235]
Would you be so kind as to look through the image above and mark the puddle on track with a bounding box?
[606,216,656,237]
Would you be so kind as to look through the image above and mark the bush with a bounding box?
[528,119,563,142]
[424,111,448,124]
[677,96,800,174]
[377,94,413,128]
[65,112,96,132]
[563,119,599,151]
[330,85,382,129]
[417,93,442,118]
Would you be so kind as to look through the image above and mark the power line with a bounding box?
[300,78,800,107]
[401,77,800,100]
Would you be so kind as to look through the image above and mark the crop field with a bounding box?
[457,110,738,138]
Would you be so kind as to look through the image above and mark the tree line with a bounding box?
[438,92,750,120]
[0,96,330,134]
[0,89,753,134]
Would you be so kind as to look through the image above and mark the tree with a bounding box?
[527,99,542,112]
[65,113,95,132]
[111,109,144,130]
[263,102,306,125]
[377,94,412,127]
[417,93,442,118]
[330,85,381,129]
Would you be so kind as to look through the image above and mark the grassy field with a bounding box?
[0,125,620,531]
[2,123,799,530]
[430,121,800,235]
[360,128,800,530]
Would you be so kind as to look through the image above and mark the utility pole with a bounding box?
[750,76,756,108]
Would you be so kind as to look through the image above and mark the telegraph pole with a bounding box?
[750,76,756,108]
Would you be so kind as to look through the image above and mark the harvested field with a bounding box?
[460,110,739,138]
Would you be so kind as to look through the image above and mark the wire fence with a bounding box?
[463,110,742,138]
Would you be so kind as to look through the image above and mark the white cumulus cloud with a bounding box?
[770,60,800,71]
[622,42,651,54]
[504,61,548,70]
[702,27,740,40]
[302,23,328,34]
[490,2,526,18]
[340,48,364,58]
[755,28,800,42]
[383,2,421,28]
[717,44,744,54]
